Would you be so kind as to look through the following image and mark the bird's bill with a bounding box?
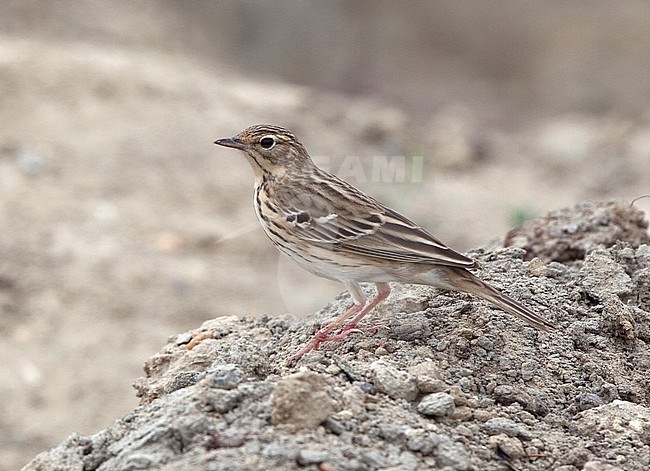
[214,136,246,150]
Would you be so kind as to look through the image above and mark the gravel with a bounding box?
[24,201,650,471]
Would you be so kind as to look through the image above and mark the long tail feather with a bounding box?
[443,267,556,332]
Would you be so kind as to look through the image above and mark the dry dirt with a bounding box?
[3,3,650,470]
[24,201,650,470]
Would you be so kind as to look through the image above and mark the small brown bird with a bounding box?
[215,125,555,360]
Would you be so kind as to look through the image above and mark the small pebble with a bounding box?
[448,406,472,421]
[360,449,387,468]
[325,364,341,375]
[175,332,193,345]
[488,434,525,459]
[520,360,539,381]
[370,360,418,401]
[211,364,244,390]
[297,450,329,466]
[434,436,471,470]
[455,425,473,437]
[409,360,444,393]
[417,392,455,417]
[530,438,545,450]
[583,461,623,471]
[482,417,524,437]
[577,392,604,411]
[473,409,491,422]
[449,386,468,406]
[353,381,376,395]
[375,346,389,356]
[165,371,203,393]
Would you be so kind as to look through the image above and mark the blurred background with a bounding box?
[1,1,650,468]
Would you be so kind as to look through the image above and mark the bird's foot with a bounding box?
[289,330,332,362]
[340,321,388,336]
[290,323,389,363]
[323,322,387,341]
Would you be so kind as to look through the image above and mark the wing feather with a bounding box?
[268,177,478,269]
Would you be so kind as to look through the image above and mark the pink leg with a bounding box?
[325,282,391,341]
[291,282,366,361]
[291,282,390,361]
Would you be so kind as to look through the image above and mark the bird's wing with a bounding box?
[342,207,479,268]
[270,178,478,269]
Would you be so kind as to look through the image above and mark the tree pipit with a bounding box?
[215,125,555,361]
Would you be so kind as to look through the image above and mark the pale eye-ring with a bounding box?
[260,136,276,150]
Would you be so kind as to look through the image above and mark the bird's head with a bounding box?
[214,124,313,178]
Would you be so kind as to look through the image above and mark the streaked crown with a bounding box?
[214,124,313,176]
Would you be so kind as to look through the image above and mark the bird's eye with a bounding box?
[260,136,276,150]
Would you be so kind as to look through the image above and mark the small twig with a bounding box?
[630,194,650,207]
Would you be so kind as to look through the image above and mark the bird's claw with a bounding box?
[290,323,389,363]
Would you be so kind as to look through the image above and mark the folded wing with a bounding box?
[272,177,478,269]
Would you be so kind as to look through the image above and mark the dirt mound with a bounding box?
[24,201,650,471]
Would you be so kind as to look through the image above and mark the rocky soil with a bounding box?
[25,201,650,471]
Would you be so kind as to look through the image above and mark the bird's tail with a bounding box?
[441,267,556,332]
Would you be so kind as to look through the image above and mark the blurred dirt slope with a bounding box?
[2,2,650,470]
[6,1,650,118]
